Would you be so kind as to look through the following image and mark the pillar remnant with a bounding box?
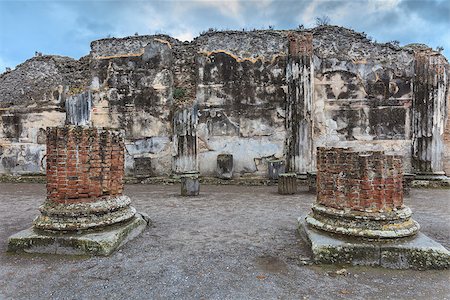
[278,173,297,195]
[8,126,149,255]
[402,173,416,196]
[300,147,450,269]
[306,147,418,238]
[173,104,198,174]
[285,33,313,174]
[307,171,317,194]
[268,159,285,180]
[217,154,233,179]
[412,50,448,177]
[180,172,200,196]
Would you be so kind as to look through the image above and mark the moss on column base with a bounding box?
[7,213,150,256]
[299,217,450,270]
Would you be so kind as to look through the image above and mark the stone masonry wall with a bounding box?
[0,26,449,178]
[0,55,90,175]
[195,31,288,176]
[312,27,416,172]
[316,147,403,212]
[46,126,124,203]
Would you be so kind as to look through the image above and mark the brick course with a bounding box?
[46,126,125,203]
[316,147,404,212]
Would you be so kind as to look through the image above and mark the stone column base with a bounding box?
[299,218,450,270]
[34,195,136,231]
[7,213,150,256]
[306,204,420,239]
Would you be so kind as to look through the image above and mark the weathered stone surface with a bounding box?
[307,171,317,193]
[285,33,313,174]
[403,173,415,196]
[181,172,200,196]
[34,195,136,231]
[411,48,448,175]
[8,213,149,256]
[1,27,448,179]
[278,173,297,195]
[216,154,233,179]
[268,159,285,180]
[133,157,153,178]
[306,147,419,239]
[173,105,198,174]
[299,220,450,270]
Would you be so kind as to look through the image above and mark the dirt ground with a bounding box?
[0,183,449,300]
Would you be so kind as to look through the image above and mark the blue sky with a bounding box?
[0,0,449,71]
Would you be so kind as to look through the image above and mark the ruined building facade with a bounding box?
[0,26,449,178]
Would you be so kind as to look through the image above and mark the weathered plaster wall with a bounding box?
[195,31,288,176]
[89,35,180,176]
[311,27,416,172]
[0,55,89,174]
[0,26,448,178]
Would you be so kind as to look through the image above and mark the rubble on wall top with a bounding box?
[90,34,182,48]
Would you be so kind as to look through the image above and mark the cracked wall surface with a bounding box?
[0,26,448,177]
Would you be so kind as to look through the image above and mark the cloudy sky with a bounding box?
[0,0,449,71]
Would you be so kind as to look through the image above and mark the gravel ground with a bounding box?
[0,183,449,300]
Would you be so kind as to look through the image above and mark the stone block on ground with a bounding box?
[134,157,153,178]
[278,173,297,195]
[307,171,317,194]
[181,172,200,196]
[403,173,415,196]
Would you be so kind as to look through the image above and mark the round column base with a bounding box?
[305,204,420,239]
[33,195,136,231]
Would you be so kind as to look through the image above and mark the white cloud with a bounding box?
[196,0,244,21]
[299,0,320,26]
[173,30,195,42]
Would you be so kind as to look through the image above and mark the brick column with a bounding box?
[34,126,136,231]
[306,147,419,238]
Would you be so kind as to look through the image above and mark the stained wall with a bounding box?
[0,26,448,178]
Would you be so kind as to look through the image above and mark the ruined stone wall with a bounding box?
[311,27,415,172]
[89,35,180,176]
[0,26,448,178]
[0,55,89,175]
[195,31,288,176]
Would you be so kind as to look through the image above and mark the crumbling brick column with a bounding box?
[306,147,419,238]
[34,126,136,231]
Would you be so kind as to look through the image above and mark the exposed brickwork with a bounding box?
[288,32,313,56]
[316,147,404,212]
[46,126,124,203]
